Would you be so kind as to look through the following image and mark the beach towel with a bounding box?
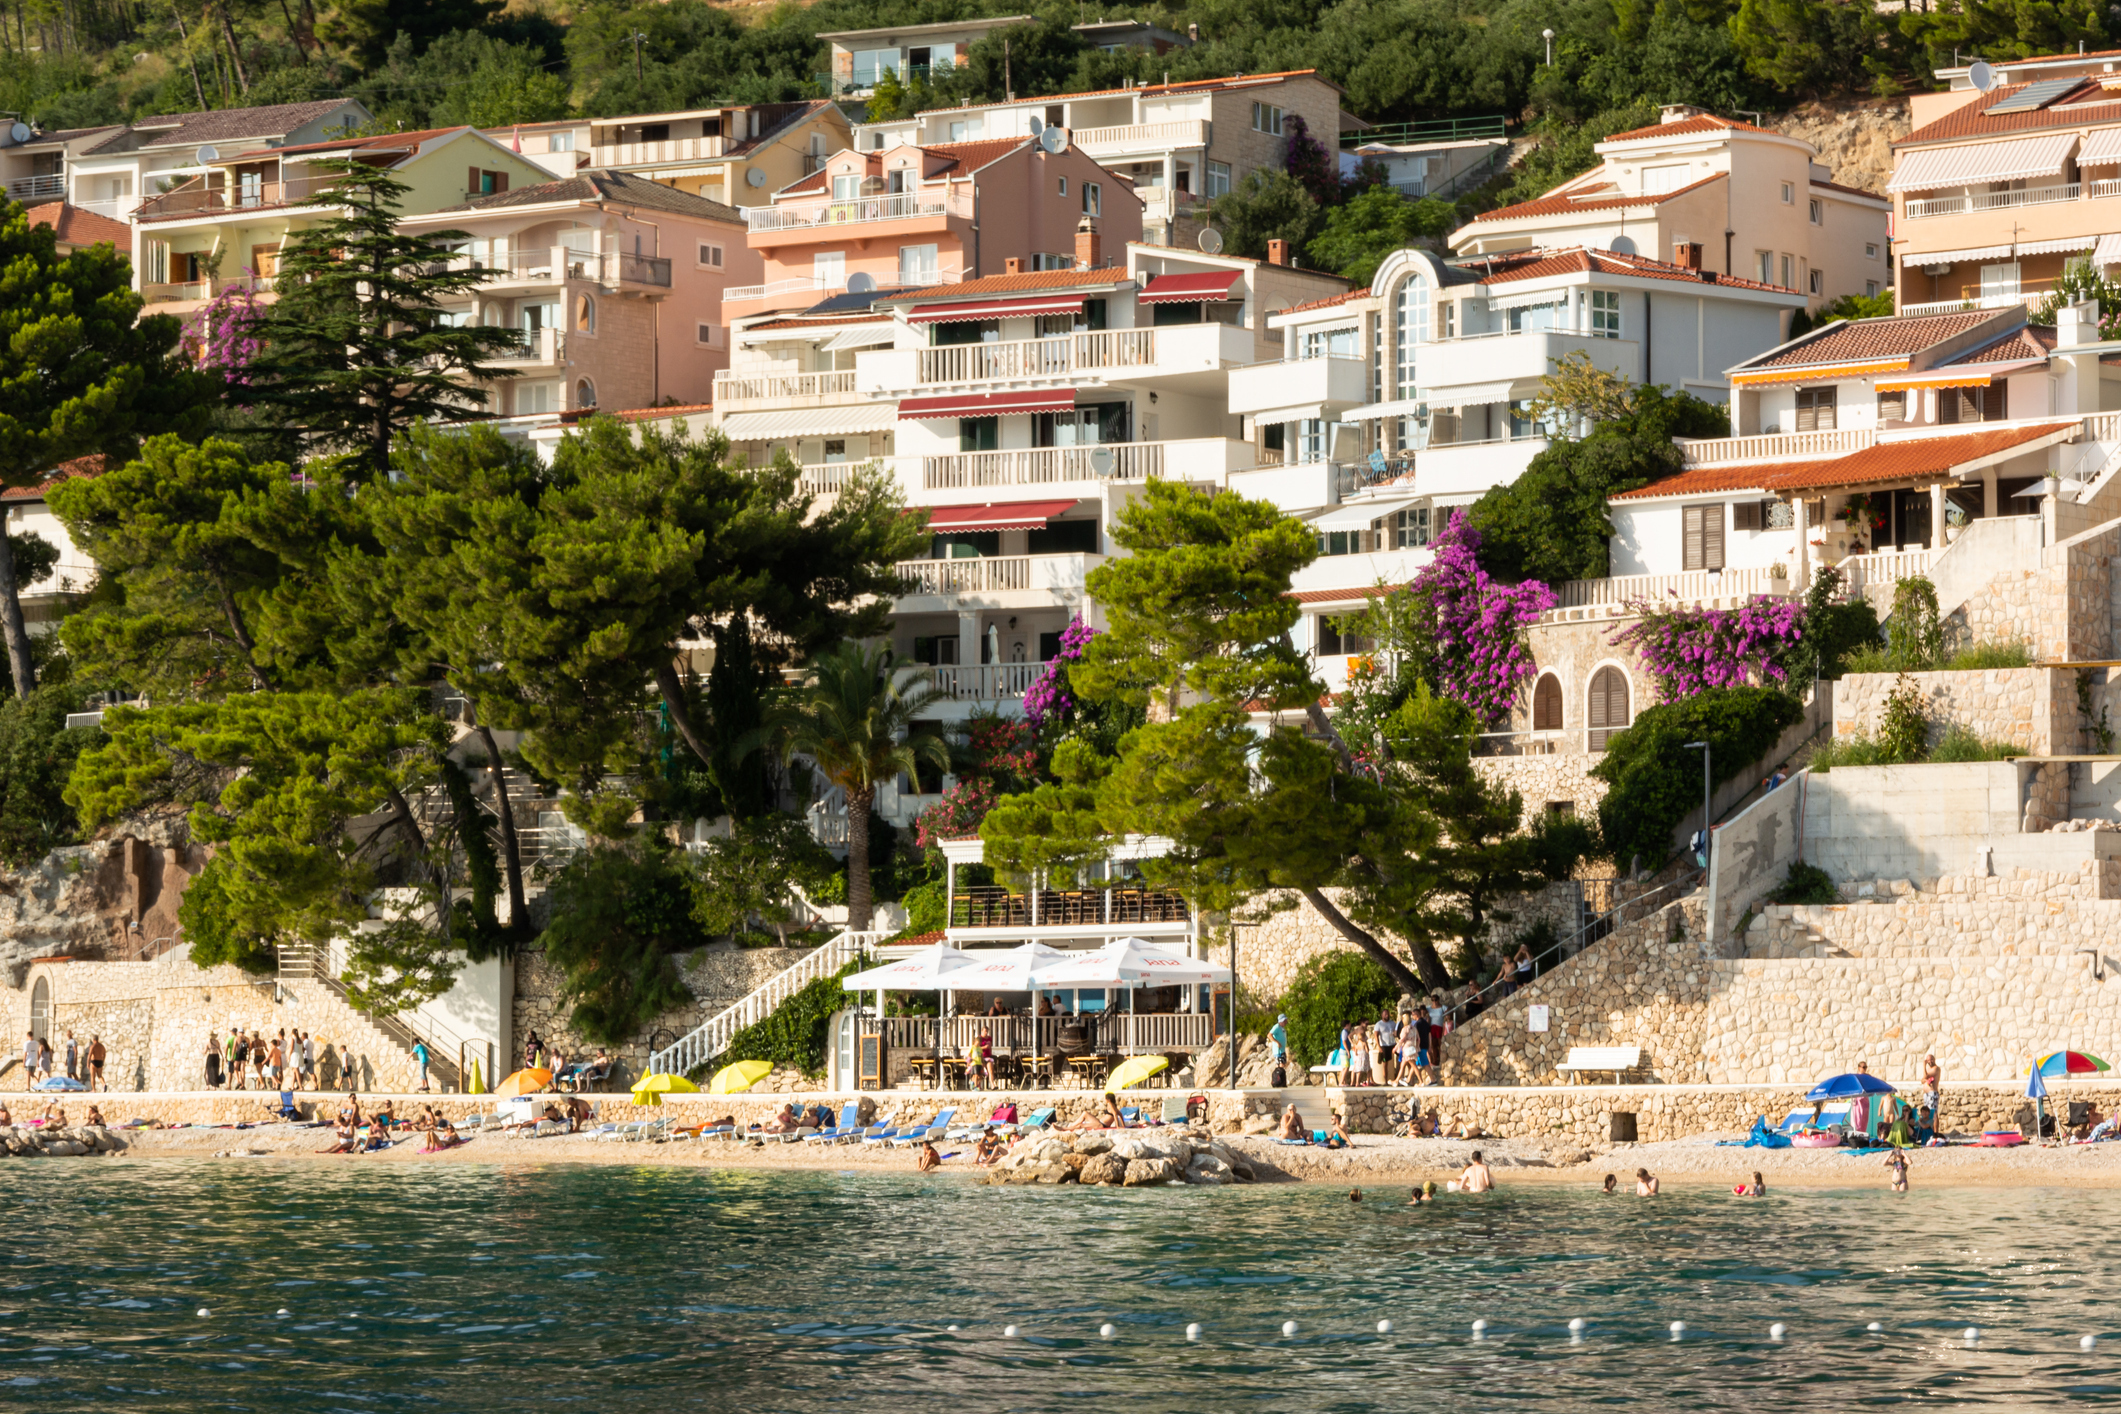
[1717,1117,1792,1149]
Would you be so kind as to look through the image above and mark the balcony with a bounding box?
[1070,119,1211,156]
[895,552,1100,600]
[1678,428,1876,465]
[744,189,974,237]
[916,328,1152,383]
[457,246,671,291]
[1425,327,1637,401]
[949,885,1190,930]
[135,172,340,222]
[713,367,860,410]
[4,173,65,201]
[590,135,730,168]
[1410,435,1548,499]
[931,661,1047,700]
[1903,184,2078,219]
[490,326,567,369]
[919,436,1254,490]
[1549,566,1793,615]
[1227,354,1368,420]
[141,279,212,305]
[1900,288,2051,317]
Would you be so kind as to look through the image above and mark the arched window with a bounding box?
[1393,272,1428,400]
[1532,673,1563,731]
[574,293,595,333]
[575,378,597,408]
[29,976,49,1042]
[1587,666,1631,750]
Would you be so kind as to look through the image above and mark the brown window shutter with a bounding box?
[1704,504,1725,569]
[469,166,480,194]
[1793,397,1814,433]
[1732,501,1758,532]
[494,172,509,193]
[1533,674,1561,731]
[1588,667,1629,751]
[1683,505,1704,570]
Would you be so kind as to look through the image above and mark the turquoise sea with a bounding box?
[9,1159,2121,1409]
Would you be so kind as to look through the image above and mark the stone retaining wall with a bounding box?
[1746,895,2121,958]
[510,947,811,1082]
[1832,667,2079,755]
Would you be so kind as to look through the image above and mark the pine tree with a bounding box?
[245,158,524,477]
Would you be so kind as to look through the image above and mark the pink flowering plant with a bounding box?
[1610,594,1807,702]
[1410,511,1556,728]
[912,712,1038,847]
[189,276,266,386]
[915,778,998,848]
[1022,615,1098,728]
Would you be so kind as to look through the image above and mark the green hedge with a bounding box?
[707,956,867,1081]
[1590,687,1804,872]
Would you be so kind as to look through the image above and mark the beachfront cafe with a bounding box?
[844,834,1225,1090]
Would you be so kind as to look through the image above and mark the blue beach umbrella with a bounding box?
[2027,1060,2050,1143]
[1804,1071,1896,1102]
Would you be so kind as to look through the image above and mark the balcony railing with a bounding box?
[931,662,1046,700]
[135,172,342,221]
[1900,292,2039,316]
[745,189,974,233]
[917,328,1155,383]
[713,368,858,403]
[923,441,1162,488]
[796,462,863,496]
[895,553,1097,597]
[590,135,729,168]
[4,173,65,200]
[2093,178,2121,200]
[949,886,1191,929]
[1902,183,2079,218]
[1554,566,1791,610]
[141,279,211,303]
[491,326,566,366]
[1070,119,1211,153]
[1842,546,1937,601]
[1678,428,1876,465]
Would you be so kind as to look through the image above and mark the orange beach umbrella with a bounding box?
[494,1067,553,1097]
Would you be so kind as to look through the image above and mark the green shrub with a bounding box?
[539,840,706,1045]
[1942,640,2033,671]
[1927,725,2025,763]
[1886,576,1944,668]
[1590,687,1804,871]
[1277,951,1402,1069]
[883,877,947,943]
[1808,734,1889,772]
[1877,673,1929,763]
[711,956,868,1080]
[1771,860,1839,906]
[1840,642,1894,676]
[1786,565,1883,683]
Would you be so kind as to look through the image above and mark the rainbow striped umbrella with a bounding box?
[2032,1051,2112,1078]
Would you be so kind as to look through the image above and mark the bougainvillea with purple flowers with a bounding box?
[1410,511,1556,728]
[1610,594,1807,702]
[1022,615,1098,727]
[189,276,266,386]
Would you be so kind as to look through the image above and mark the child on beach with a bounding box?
[1734,1171,1765,1196]
[1885,1151,1909,1192]
[1635,1169,1659,1195]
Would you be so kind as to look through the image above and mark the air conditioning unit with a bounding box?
[1921,263,1953,276]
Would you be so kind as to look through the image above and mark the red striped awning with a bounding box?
[925,499,1080,532]
[906,293,1087,325]
[1138,270,1243,304]
[898,389,1077,420]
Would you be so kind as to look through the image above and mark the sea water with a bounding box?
[7,1159,2118,1409]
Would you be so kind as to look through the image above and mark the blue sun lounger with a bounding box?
[802,1102,863,1144]
[887,1108,957,1147]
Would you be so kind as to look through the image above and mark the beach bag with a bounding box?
[1271,1065,1287,1088]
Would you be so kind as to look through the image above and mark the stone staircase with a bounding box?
[1277,1087,1334,1132]
[647,929,885,1079]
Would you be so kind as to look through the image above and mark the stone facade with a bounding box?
[0,823,209,978]
[1832,667,2080,755]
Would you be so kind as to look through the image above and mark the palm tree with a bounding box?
[769,641,951,931]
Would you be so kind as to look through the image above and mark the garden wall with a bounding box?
[1831,667,2080,755]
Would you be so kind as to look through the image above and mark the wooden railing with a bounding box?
[917,329,1156,383]
[949,886,1191,929]
[878,1013,1214,1058]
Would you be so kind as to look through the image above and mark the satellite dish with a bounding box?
[7,122,29,145]
[1197,227,1224,255]
[1969,59,1997,92]
[1028,116,1044,135]
[746,167,768,187]
[196,144,218,163]
[1088,448,1115,477]
[847,271,877,293]
[1039,125,1068,155]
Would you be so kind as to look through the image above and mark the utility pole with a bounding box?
[630,30,647,85]
[1684,740,1711,870]
[1004,38,1012,102]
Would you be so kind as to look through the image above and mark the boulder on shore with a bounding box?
[1122,1156,1182,1186]
[1079,1152,1128,1186]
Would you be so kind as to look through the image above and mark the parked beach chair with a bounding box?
[624,1118,670,1143]
[1116,1107,1140,1128]
[1773,1109,1811,1135]
[271,1091,302,1122]
[838,1112,898,1145]
[452,1112,486,1135]
[1019,1107,1056,1131]
[887,1108,957,1147]
[803,1103,863,1144]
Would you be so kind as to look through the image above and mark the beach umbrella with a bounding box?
[1106,1055,1169,1091]
[1803,1071,1896,1102]
[840,940,975,991]
[950,941,1072,992]
[704,1061,771,1095]
[2033,1050,2112,1078]
[493,1067,553,1097]
[636,1071,704,1096]
[2027,1059,2050,1143]
[1031,937,1232,988]
[632,1089,662,1107]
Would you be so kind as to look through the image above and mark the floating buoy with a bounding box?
[1471,1319,1488,1339]
[1376,1319,1393,1335]
[1185,1324,1201,1341]
[1281,1321,1299,1338]
[1867,1322,1884,1333]
[946,1325,959,1332]
[195,1308,210,1318]
[1770,1323,1787,1342]
[275,1309,290,1318]
[1003,1325,1019,1338]
[1567,1318,1586,1334]
[1964,1327,1980,1343]
[2084,1335,2099,1352]
[1669,1321,1686,1339]
[1099,1324,1116,1340]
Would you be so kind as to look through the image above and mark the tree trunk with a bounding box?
[474,722,527,931]
[1298,885,1447,995]
[170,2,206,109]
[214,1,247,91]
[272,0,304,59]
[387,786,454,940]
[845,785,874,931]
[0,529,36,698]
[215,578,271,690]
[652,658,714,766]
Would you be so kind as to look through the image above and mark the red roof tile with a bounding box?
[878,266,1132,303]
[1610,463,1781,501]
[1601,114,1781,142]
[1945,325,2056,364]
[1614,421,2080,500]
[740,314,891,332]
[233,125,473,160]
[922,137,1031,174]
[5,454,106,501]
[1288,583,1404,603]
[1278,285,1370,315]
[1745,310,2004,369]
[1463,172,1724,225]
[870,70,1330,120]
[1901,80,2121,145]
[1467,245,1795,294]
[20,200,129,249]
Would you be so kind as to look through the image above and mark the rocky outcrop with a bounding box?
[0,819,209,980]
[977,1124,1257,1188]
[1121,1156,1181,1185]
[0,1124,126,1157]
[1773,98,1910,195]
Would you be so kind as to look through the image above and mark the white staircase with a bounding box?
[1278,1088,1334,1132]
[647,929,884,1078]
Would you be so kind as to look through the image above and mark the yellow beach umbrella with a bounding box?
[707,1060,773,1095]
[1106,1055,1169,1091]
[633,1072,704,1096]
[632,1089,662,1107]
[494,1067,553,1098]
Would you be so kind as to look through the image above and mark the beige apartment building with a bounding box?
[1453,105,1889,312]
[482,101,852,209]
[1892,53,2121,316]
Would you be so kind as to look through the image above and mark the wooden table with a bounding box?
[1067,1055,1106,1089]
[908,1057,939,1090]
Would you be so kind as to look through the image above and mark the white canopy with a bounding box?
[946,941,1073,992]
[1886,132,2078,193]
[840,941,973,991]
[1310,496,1421,533]
[1031,937,1231,988]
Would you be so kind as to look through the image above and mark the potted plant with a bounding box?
[1768,562,1790,594]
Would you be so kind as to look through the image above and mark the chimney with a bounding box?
[1075,217,1101,270]
[1267,238,1290,266]
[1004,256,1023,275]
[1672,241,1702,270]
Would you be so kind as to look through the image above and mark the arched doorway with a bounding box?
[1588,666,1632,750]
[29,976,49,1043]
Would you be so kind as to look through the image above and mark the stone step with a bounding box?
[1277,1088,1334,1132]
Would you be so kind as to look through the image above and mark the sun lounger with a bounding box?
[1117,1107,1140,1127]
[887,1108,957,1147]
[803,1103,864,1144]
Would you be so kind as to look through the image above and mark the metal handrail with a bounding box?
[647,929,885,1078]
[1441,868,1705,1030]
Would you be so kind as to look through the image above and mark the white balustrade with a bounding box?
[713,369,858,403]
[646,929,886,1078]
[916,328,1155,383]
[1676,428,1875,465]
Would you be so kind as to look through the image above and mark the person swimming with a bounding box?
[1348,1187,1363,1203]
[1635,1168,1659,1196]
[1885,1151,1909,1192]
[1602,1173,1618,1194]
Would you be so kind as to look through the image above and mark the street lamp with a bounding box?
[1542,28,1554,65]
[1683,740,1711,868]
[1226,919,1263,1092]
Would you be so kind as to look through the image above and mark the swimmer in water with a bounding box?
[1349,1187,1363,1203]
[1602,1173,1618,1194]
[1635,1168,1659,1196]
[1460,1151,1494,1193]
[1885,1150,1908,1192]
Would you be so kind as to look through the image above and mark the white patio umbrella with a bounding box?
[839,941,975,991]
[1030,937,1232,988]
[950,941,1073,992]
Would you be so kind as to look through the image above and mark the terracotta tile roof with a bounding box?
[433,169,743,222]
[877,266,1132,303]
[1610,463,1780,501]
[892,929,947,946]
[235,125,468,159]
[1601,114,1781,142]
[103,98,357,151]
[1945,325,2056,364]
[1744,310,2003,369]
[1811,176,1887,200]
[20,201,129,249]
[1614,421,2081,501]
[741,314,891,332]
[1461,172,1724,225]
[1901,80,2121,145]
[922,137,1030,174]
[1467,245,1795,293]
[4,454,106,501]
[1288,583,1404,603]
[862,69,1329,120]
[1278,286,1370,315]
[583,403,715,424]
[778,167,830,196]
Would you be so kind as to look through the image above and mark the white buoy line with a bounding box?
[934,1317,2109,1349]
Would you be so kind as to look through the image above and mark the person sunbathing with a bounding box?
[86,1105,105,1127]
[974,1132,1006,1167]
[917,1140,942,1172]
[1276,1105,1304,1141]
[564,1097,592,1132]
[1322,1119,1351,1150]
[760,1104,800,1134]
[0,1104,13,1127]
[1067,1093,1125,1131]
[320,1119,359,1154]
